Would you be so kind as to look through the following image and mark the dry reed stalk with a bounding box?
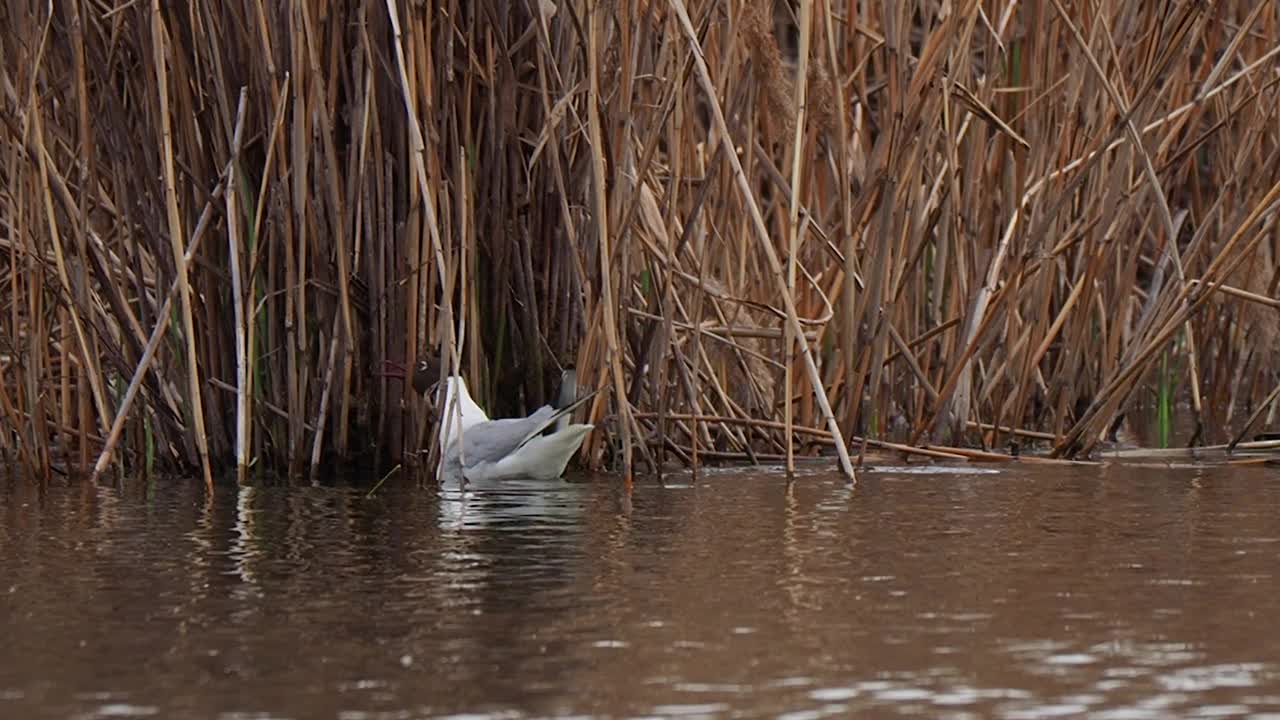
[587,0,634,486]
[89,138,245,483]
[783,0,816,475]
[3,1,1280,483]
[150,0,212,492]
[668,0,856,481]
[226,88,250,484]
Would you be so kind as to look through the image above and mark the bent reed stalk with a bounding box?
[1,1,1279,482]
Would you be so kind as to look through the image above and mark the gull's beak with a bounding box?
[380,360,408,380]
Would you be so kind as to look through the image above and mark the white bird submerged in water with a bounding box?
[387,362,593,482]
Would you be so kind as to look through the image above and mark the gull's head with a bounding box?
[379,358,441,397]
[411,359,441,395]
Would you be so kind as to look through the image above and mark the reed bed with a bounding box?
[2,0,1279,483]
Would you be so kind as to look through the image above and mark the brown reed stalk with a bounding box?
[669,0,856,480]
[587,2,634,485]
[783,0,816,475]
[151,0,212,491]
[90,133,246,483]
[2,1,1280,484]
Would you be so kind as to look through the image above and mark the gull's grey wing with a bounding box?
[445,406,558,468]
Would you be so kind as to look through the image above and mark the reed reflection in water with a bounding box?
[2,462,1280,718]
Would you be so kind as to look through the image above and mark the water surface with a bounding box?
[3,462,1280,718]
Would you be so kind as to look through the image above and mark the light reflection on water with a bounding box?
[2,462,1280,718]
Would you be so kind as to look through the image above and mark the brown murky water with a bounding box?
[3,461,1280,719]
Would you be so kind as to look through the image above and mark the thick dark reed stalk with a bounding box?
[1,1,1279,481]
